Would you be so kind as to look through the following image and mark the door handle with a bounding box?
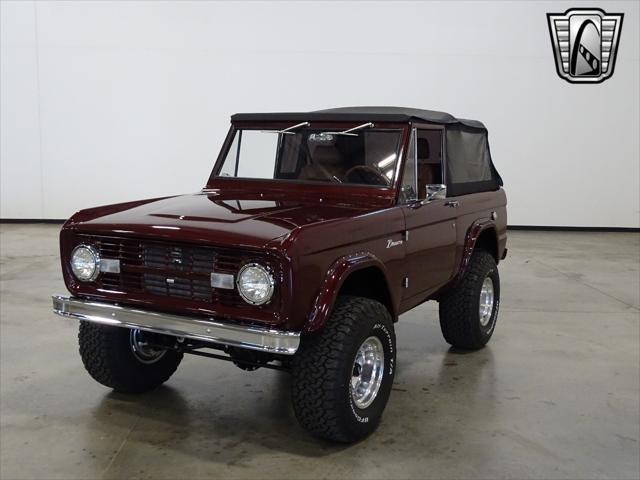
[445,201,459,208]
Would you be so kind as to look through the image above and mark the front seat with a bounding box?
[299,144,347,182]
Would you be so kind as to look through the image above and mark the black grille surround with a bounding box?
[79,235,279,309]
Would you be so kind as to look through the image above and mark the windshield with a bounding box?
[217,125,402,187]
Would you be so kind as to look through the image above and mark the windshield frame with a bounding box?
[208,121,410,191]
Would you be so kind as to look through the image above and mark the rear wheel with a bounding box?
[291,296,396,443]
[439,249,500,350]
[78,322,183,393]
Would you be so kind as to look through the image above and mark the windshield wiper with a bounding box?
[260,122,310,135]
[320,122,375,137]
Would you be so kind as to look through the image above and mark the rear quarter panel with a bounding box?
[452,188,508,276]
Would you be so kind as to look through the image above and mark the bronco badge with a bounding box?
[547,8,624,84]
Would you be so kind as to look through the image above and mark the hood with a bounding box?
[66,192,371,250]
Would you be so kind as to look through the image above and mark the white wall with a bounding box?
[1,0,638,227]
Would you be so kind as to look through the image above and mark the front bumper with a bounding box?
[52,295,300,355]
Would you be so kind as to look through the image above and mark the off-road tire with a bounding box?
[291,296,396,443]
[439,249,500,350]
[78,322,183,393]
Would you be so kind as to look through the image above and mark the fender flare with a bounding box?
[453,220,498,284]
[304,251,393,334]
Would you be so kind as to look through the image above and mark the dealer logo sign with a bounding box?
[547,8,624,84]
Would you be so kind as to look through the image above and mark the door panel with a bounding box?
[401,201,457,299]
[399,126,457,301]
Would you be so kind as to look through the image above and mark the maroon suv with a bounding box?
[53,107,507,442]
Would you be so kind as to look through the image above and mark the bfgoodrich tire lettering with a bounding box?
[439,249,500,350]
[291,296,396,443]
[78,322,183,393]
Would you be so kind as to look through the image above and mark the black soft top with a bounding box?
[232,106,486,130]
[231,106,501,196]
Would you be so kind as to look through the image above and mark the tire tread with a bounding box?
[439,249,498,349]
[292,296,393,442]
[78,322,182,393]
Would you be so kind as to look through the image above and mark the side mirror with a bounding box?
[425,184,447,201]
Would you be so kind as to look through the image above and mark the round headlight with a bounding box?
[70,245,100,282]
[237,263,274,305]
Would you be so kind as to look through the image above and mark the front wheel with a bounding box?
[291,296,396,443]
[78,322,183,393]
[439,249,500,350]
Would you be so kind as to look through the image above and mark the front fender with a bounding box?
[304,252,392,334]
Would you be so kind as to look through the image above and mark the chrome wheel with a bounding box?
[129,329,166,364]
[350,336,385,409]
[479,277,495,327]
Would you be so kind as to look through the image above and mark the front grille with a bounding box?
[81,236,276,308]
[143,274,212,302]
[142,244,216,273]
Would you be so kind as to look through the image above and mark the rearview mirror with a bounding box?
[425,184,447,201]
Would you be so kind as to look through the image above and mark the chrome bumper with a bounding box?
[52,295,300,355]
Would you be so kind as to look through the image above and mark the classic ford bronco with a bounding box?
[53,107,507,442]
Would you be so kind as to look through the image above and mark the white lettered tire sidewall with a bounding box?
[346,320,395,431]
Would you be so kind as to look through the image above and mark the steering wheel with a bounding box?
[345,165,390,186]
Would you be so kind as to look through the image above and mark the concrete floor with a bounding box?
[0,224,638,480]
